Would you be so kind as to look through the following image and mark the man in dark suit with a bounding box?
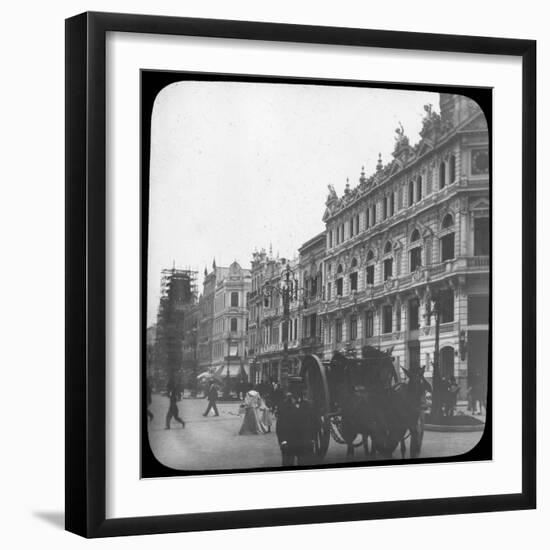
[276,381,318,466]
[203,382,220,417]
[165,387,185,429]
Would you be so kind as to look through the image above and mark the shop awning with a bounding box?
[213,364,249,379]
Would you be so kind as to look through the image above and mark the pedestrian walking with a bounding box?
[165,388,185,429]
[268,379,284,416]
[238,390,269,434]
[203,382,220,417]
[276,380,318,467]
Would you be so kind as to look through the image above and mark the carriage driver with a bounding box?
[276,377,319,467]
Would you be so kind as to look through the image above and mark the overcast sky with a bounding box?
[147,81,439,325]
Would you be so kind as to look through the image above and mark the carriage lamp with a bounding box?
[459,330,467,361]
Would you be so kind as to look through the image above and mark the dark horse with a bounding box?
[330,349,431,459]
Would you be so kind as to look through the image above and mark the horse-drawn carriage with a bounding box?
[299,346,431,460]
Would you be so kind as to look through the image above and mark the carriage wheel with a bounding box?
[300,354,331,459]
[410,412,425,458]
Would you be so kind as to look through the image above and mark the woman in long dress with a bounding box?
[239,390,270,435]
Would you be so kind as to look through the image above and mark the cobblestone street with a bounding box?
[147,394,485,472]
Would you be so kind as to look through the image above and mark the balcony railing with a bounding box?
[320,256,490,314]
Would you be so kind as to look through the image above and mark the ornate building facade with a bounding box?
[247,251,302,385]
[319,93,489,396]
[196,262,228,375]
[298,232,325,358]
[210,261,251,379]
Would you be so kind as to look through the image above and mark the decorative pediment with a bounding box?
[416,139,434,158]
[388,160,402,177]
[392,144,415,165]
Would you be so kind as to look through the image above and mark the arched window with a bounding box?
[439,161,446,189]
[410,228,421,243]
[442,213,454,229]
[351,257,358,268]
[366,250,374,262]
[416,175,422,202]
[408,181,415,205]
[337,264,343,274]
[384,241,392,254]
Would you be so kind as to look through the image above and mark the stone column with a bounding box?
[460,209,469,257]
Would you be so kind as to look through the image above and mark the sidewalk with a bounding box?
[455,400,487,423]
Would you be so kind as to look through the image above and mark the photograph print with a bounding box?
[142,72,491,477]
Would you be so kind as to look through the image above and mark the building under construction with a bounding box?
[154,266,198,390]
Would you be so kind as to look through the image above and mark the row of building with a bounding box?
[150,92,490,399]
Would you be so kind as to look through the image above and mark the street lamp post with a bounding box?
[260,263,304,387]
[424,289,443,422]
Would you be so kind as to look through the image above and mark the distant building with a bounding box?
[210,261,251,383]
[298,232,326,358]
[197,261,227,375]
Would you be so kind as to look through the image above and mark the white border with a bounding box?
[106,31,522,519]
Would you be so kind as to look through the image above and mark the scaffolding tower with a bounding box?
[155,266,198,390]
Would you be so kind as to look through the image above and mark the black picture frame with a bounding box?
[65,11,536,538]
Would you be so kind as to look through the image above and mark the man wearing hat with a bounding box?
[275,377,318,466]
[203,381,220,417]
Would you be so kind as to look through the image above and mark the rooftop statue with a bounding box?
[420,103,442,137]
[326,184,338,204]
[394,122,410,150]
